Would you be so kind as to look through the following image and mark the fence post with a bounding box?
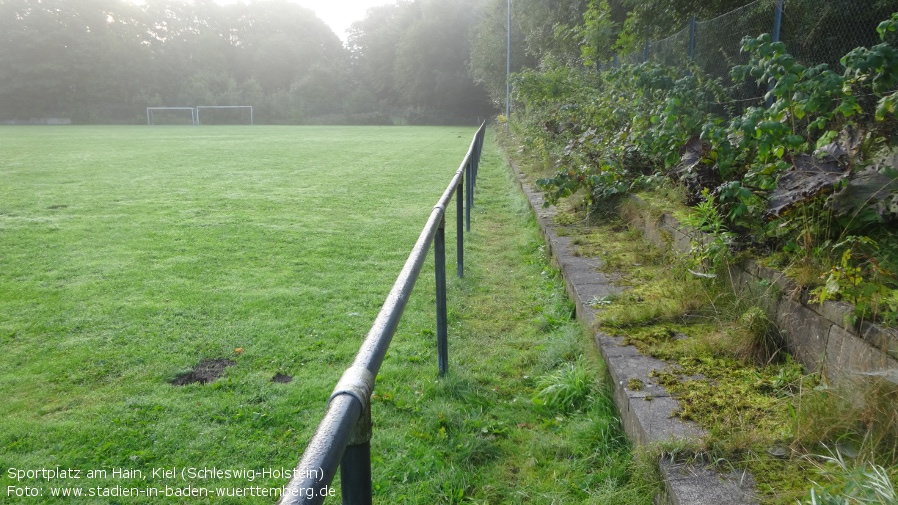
[339,403,372,505]
[465,161,472,232]
[456,172,464,279]
[505,0,511,126]
[772,0,784,42]
[435,215,449,377]
[688,15,696,61]
[474,132,482,192]
[643,37,650,62]
[767,0,785,106]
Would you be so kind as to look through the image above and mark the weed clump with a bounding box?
[532,357,600,414]
[730,307,784,366]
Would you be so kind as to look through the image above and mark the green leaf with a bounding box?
[876,94,898,121]
[815,130,839,150]
[784,134,805,147]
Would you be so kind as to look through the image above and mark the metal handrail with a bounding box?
[278,123,486,505]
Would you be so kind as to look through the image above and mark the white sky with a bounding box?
[212,0,396,42]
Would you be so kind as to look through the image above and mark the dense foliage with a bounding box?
[509,10,898,324]
[346,0,489,124]
[0,0,491,124]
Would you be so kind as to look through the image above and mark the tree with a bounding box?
[468,0,594,109]
[572,0,617,67]
[468,0,535,107]
[347,2,416,106]
[502,0,590,65]
[614,0,757,53]
[0,0,148,121]
[393,0,485,111]
[235,1,346,94]
[0,0,486,123]
[291,62,351,118]
[349,0,490,122]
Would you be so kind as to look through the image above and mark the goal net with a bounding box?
[196,106,253,125]
[146,107,197,126]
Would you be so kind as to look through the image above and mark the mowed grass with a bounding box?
[0,126,652,503]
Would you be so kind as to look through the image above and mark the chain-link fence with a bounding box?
[693,1,776,82]
[648,26,690,69]
[781,0,898,67]
[615,0,898,106]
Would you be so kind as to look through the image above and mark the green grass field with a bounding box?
[0,126,652,503]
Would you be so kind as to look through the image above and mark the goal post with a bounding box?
[195,106,253,125]
[147,107,197,126]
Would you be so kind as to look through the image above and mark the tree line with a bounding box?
[0,0,494,124]
[4,0,883,124]
[0,0,728,125]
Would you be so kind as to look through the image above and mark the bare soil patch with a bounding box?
[170,358,235,386]
[271,373,293,384]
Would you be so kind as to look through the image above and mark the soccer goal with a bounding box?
[195,106,253,125]
[146,107,197,126]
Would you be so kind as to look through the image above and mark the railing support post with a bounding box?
[456,172,464,279]
[339,403,372,505]
[472,136,480,200]
[435,215,449,377]
[465,161,472,232]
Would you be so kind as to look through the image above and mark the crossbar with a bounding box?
[278,122,486,505]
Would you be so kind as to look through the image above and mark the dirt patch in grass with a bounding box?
[170,358,235,386]
[271,373,293,384]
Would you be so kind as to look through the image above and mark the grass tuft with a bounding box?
[532,357,600,414]
[730,306,784,365]
[804,445,898,504]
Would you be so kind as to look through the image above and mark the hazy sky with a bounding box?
[212,0,396,42]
